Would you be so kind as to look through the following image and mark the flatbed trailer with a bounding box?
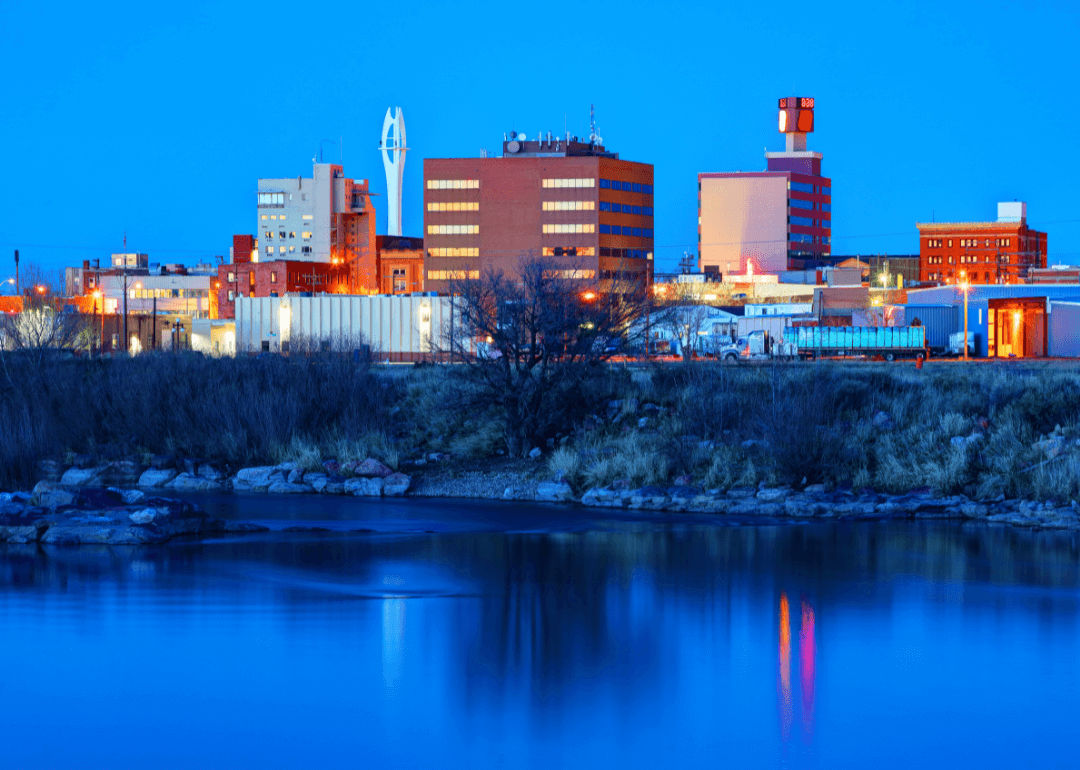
[783,325,926,361]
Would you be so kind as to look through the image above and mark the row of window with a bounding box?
[427,270,480,280]
[128,288,207,299]
[543,246,596,257]
[790,198,831,212]
[600,179,654,194]
[600,267,647,281]
[426,179,479,189]
[427,201,479,211]
[928,254,1013,265]
[542,178,595,188]
[427,224,479,235]
[257,192,286,207]
[544,269,597,279]
[429,247,480,257]
[927,237,1013,248]
[543,200,596,211]
[789,182,831,195]
[790,234,830,245]
[543,223,595,234]
[927,271,1002,283]
[599,225,653,237]
[260,213,314,221]
[600,247,650,260]
[599,202,654,216]
[262,245,312,256]
[263,231,313,240]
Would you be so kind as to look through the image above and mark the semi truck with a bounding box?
[782,325,926,361]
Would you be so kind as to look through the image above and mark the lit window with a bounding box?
[228,290,235,300]
[302,214,314,221]
[542,223,595,234]
[227,272,235,282]
[279,246,286,254]
[302,231,313,239]
[426,179,480,189]
[261,214,268,220]
[288,245,295,253]
[541,178,596,188]
[257,192,286,207]
[426,201,480,212]
[266,246,273,255]
[542,200,596,211]
[427,224,479,235]
[426,269,480,280]
[428,247,479,257]
[270,271,277,283]
[289,232,295,239]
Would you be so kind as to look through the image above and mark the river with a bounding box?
[2,495,1078,768]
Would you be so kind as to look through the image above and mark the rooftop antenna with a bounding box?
[589,103,599,145]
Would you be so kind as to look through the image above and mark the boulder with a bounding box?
[528,447,543,460]
[871,411,894,430]
[60,466,104,487]
[535,481,572,502]
[275,461,302,475]
[232,466,282,492]
[345,476,384,497]
[121,489,146,505]
[383,473,411,497]
[31,481,77,509]
[322,459,341,475]
[356,458,393,478]
[308,474,345,495]
[129,508,158,524]
[167,473,225,492]
[287,467,305,484]
[267,481,312,495]
[756,487,791,502]
[138,468,178,488]
[198,464,224,481]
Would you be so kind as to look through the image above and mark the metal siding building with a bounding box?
[903,305,959,350]
[235,294,453,360]
[905,285,1080,357]
[1049,302,1080,357]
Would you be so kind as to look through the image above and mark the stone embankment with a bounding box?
[25,456,1080,533]
[0,485,254,545]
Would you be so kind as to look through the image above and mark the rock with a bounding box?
[267,481,312,494]
[36,458,63,481]
[535,481,572,502]
[322,459,340,475]
[232,466,283,492]
[803,483,827,495]
[287,468,305,484]
[31,481,77,509]
[756,487,791,502]
[503,486,516,500]
[121,489,146,505]
[167,473,225,492]
[138,468,178,488]
[274,461,301,474]
[198,464,224,481]
[674,475,693,487]
[637,417,649,429]
[309,474,345,494]
[356,458,393,478]
[345,476,384,497]
[129,508,158,524]
[871,411,894,430]
[383,473,411,497]
[669,486,703,499]
[629,486,669,510]
[60,466,104,487]
[528,447,543,460]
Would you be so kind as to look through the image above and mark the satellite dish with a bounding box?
[507,140,521,153]
[517,132,526,141]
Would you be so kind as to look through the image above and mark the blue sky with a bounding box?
[1,0,1078,277]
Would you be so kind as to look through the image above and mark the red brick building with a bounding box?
[423,135,653,295]
[376,235,425,294]
[918,202,1047,285]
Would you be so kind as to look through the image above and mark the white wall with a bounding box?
[699,175,788,276]
[235,294,454,357]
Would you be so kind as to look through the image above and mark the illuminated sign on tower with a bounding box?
[777,97,815,151]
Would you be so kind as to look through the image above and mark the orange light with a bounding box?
[581,290,597,302]
[35,285,46,294]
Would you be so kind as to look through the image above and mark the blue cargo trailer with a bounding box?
[782,325,926,360]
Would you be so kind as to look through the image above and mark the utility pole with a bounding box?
[122,264,129,353]
[152,292,158,350]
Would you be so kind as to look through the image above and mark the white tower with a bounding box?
[379,107,407,237]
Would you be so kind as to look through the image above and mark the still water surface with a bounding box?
[2,495,1079,768]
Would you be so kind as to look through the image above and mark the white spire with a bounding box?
[379,107,407,237]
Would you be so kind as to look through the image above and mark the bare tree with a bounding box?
[651,281,722,361]
[441,258,645,457]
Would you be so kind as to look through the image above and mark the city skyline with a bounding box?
[2,0,1078,276]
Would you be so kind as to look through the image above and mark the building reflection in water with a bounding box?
[777,593,816,743]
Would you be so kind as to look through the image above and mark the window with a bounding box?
[790,198,814,210]
[279,230,286,238]
[427,224,479,235]
[427,270,480,280]
[543,269,597,279]
[542,246,596,256]
[542,200,596,211]
[288,245,295,253]
[302,231,313,239]
[265,246,273,255]
[257,192,285,207]
[542,223,595,233]
[302,246,312,254]
[819,186,831,195]
[228,290,235,301]
[428,247,479,257]
[227,271,235,282]
[790,215,815,227]
[427,201,480,211]
[261,214,268,220]
[264,231,273,239]
[426,179,480,189]
[541,178,596,188]
[289,232,296,239]
[302,214,314,221]
[270,271,277,283]
[790,181,814,194]
[392,268,407,292]
[278,246,286,254]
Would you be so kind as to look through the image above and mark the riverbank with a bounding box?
[6,454,1079,540]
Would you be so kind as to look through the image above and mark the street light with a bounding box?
[959,270,971,361]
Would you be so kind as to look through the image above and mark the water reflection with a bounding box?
[1,510,1080,767]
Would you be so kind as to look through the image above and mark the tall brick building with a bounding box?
[918,202,1047,285]
[423,134,654,295]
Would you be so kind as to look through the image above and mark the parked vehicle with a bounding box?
[946,331,974,357]
[782,325,926,361]
[717,330,797,362]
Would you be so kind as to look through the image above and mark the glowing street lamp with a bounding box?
[580,290,597,303]
[958,270,971,361]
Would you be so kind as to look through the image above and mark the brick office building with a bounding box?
[376,235,425,294]
[423,134,654,295]
[918,202,1047,285]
